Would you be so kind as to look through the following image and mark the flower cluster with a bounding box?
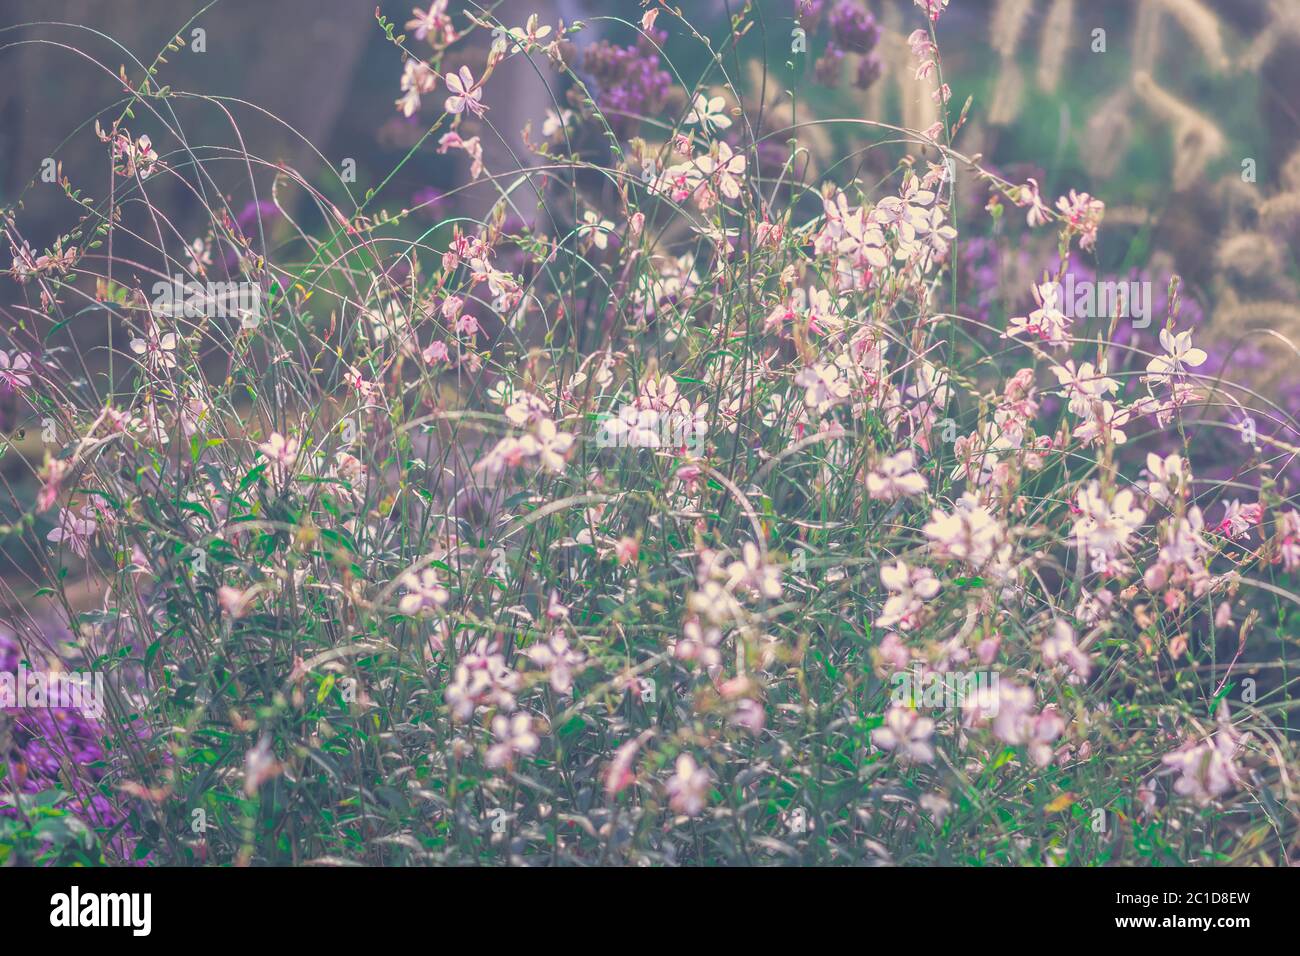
[1,1,1295,868]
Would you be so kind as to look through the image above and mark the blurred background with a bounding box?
[1,0,1298,579]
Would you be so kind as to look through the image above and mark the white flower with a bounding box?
[257,432,300,468]
[872,705,935,764]
[47,506,98,558]
[866,450,927,500]
[485,713,539,769]
[1050,360,1118,417]
[532,418,574,473]
[398,568,450,614]
[923,493,1005,568]
[666,754,711,816]
[1073,481,1145,569]
[695,141,745,200]
[726,542,782,601]
[133,135,158,178]
[1162,706,1244,806]
[542,108,572,137]
[877,561,940,631]
[443,65,486,117]
[795,361,851,414]
[578,210,616,250]
[1146,328,1207,381]
[1041,620,1091,682]
[505,15,552,52]
[687,579,743,625]
[397,59,438,117]
[1006,281,1070,347]
[503,391,550,427]
[0,351,33,390]
[524,633,586,694]
[445,640,519,721]
[1144,452,1187,506]
[129,328,179,370]
[244,736,280,796]
[672,617,724,669]
[977,682,1066,767]
[686,93,732,132]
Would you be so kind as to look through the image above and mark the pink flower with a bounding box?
[872,704,935,764]
[666,753,711,816]
[441,295,465,321]
[913,0,949,23]
[398,568,450,614]
[1055,190,1105,251]
[218,585,256,619]
[1006,280,1070,347]
[605,733,650,798]
[437,131,484,179]
[1162,706,1245,806]
[615,537,639,565]
[37,456,70,513]
[396,59,438,117]
[866,450,927,500]
[876,632,912,673]
[1041,620,1091,682]
[524,632,586,694]
[445,640,519,721]
[877,560,940,631]
[444,66,486,117]
[0,351,33,391]
[485,713,539,769]
[1216,500,1262,539]
[46,505,97,558]
[1276,510,1300,572]
[257,432,300,469]
[729,697,766,734]
[406,3,454,45]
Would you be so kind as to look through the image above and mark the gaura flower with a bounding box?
[686,93,732,132]
[666,753,711,816]
[444,66,487,118]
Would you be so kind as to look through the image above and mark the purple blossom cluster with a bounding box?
[829,0,881,52]
[811,2,882,90]
[581,29,672,134]
[1,630,141,861]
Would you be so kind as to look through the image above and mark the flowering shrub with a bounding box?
[2,1,1298,867]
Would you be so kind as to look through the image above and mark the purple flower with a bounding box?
[582,33,673,135]
[829,2,879,53]
[814,45,846,87]
[855,53,883,90]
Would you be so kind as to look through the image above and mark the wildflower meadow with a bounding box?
[0,0,1298,895]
